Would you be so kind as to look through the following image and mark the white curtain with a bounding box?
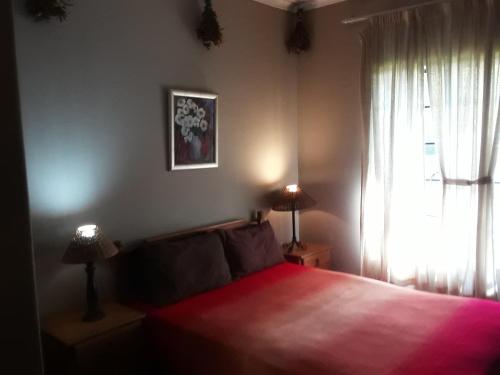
[361,0,500,299]
[420,0,500,298]
[361,14,427,283]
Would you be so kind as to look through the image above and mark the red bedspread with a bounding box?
[140,263,500,374]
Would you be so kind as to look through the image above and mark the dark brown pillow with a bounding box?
[135,232,232,306]
[222,221,284,279]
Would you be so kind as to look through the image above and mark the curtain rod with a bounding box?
[342,0,452,24]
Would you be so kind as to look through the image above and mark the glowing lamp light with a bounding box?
[77,224,97,239]
[62,224,119,322]
[272,184,316,252]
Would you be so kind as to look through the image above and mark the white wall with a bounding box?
[13,0,299,317]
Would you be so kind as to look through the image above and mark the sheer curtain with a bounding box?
[361,0,500,298]
[420,0,500,298]
[361,14,427,283]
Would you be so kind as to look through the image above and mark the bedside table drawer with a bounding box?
[43,303,146,375]
[76,321,144,375]
[303,250,330,269]
[284,244,332,270]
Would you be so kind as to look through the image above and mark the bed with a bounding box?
[129,220,500,374]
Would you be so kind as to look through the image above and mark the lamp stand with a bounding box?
[285,204,305,253]
[83,262,105,322]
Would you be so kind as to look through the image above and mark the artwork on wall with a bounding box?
[169,90,218,170]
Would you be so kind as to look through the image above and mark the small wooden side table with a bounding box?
[42,302,146,375]
[284,243,331,270]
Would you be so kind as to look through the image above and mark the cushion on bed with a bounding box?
[221,221,284,279]
[134,232,232,306]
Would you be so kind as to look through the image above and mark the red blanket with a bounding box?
[140,263,500,374]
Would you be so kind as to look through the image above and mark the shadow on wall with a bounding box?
[174,0,202,39]
[298,179,361,275]
[254,183,296,245]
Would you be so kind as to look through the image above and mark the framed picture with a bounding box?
[169,89,218,170]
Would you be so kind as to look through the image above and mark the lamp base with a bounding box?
[82,262,105,322]
[83,309,105,322]
[283,240,307,253]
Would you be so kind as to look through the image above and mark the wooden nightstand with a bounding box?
[284,243,331,270]
[42,302,146,375]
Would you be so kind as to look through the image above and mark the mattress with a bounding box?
[139,263,500,374]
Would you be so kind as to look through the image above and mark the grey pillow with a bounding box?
[136,232,232,306]
[222,221,284,279]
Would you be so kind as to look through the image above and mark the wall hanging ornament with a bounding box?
[197,0,223,49]
[286,8,310,54]
[26,0,71,22]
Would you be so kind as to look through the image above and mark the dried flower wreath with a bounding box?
[197,0,223,49]
[26,0,71,22]
[286,8,310,54]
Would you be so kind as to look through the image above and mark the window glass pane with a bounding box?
[423,71,442,221]
[424,65,431,108]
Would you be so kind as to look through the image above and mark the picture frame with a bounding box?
[169,89,219,170]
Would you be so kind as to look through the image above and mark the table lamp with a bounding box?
[272,184,316,252]
[63,224,119,322]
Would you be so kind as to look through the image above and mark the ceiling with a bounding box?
[251,0,347,11]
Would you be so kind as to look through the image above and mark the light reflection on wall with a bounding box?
[26,131,118,318]
[252,144,287,185]
[266,210,293,245]
[300,209,361,274]
[25,126,116,216]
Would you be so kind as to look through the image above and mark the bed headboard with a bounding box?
[117,219,251,303]
[144,219,249,244]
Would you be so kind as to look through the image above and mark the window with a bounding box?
[423,68,442,220]
[361,4,500,299]
[390,69,442,285]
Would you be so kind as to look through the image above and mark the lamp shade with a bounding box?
[62,224,119,264]
[272,184,316,212]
